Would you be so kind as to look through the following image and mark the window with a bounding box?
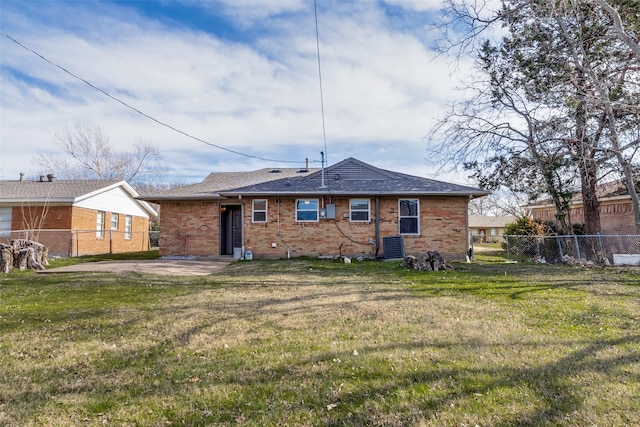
[96,211,105,238]
[252,199,268,222]
[125,215,132,240]
[350,199,370,222]
[111,213,119,230]
[296,199,319,222]
[399,199,419,235]
[0,207,11,237]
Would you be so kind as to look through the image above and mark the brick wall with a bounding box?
[159,196,470,259]
[11,205,73,230]
[244,196,469,259]
[531,199,636,234]
[9,204,150,256]
[158,202,220,257]
[68,207,150,255]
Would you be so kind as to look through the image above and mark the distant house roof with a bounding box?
[142,167,319,202]
[0,178,157,216]
[527,179,639,208]
[469,215,517,228]
[144,158,488,202]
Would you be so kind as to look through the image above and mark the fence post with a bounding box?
[574,235,582,264]
[506,236,510,259]
[557,236,564,260]
[597,233,604,262]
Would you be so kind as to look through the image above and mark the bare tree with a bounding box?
[33,122,167,188]
[430,0,640,233]
[595,0,640,59]
[469,188,528,217]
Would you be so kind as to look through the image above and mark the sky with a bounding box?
[0,0,474,185]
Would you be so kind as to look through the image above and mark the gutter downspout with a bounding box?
[375,197,381,256]
[466,195,472,254]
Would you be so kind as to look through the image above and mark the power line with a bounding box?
[314,0,329,166]
[1,30,308,165]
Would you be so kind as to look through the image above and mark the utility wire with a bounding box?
[1,30,306,164]
[313,0,331,192]
[314,0,329,167]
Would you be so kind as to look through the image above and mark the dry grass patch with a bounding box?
[1,258,639,426]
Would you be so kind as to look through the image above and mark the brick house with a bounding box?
[144,158,488,260]
[528,180,639,235]
[0,176,157,256]
[469,215,517,243]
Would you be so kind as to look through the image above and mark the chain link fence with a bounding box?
[503,234,640,266]
[0,229,157,257]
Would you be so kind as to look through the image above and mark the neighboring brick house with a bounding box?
[144,158,488,260]
[528,180,639,235]
[469,215,517,243]
[0,176,157,256]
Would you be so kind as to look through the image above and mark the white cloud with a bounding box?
[0,0,473,185]
[382,0,444,12]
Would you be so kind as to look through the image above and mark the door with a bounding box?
[220,205,242,255]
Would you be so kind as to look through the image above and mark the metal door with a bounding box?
[221,205,242,255]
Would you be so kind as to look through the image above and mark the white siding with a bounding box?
[75,186,150,218]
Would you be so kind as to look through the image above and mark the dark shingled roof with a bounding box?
[143,158,488,201]
[222,158,488,197]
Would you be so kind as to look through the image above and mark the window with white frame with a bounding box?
[252,199,268,222]
[125,215,132,240]
[111,213,119,230]
[296,199,319,222]
[0,207,12,237]
[96,211,105,238]
[350,199,370,222]
[399,199,419,235]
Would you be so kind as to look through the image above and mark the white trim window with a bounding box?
[96,211,105,238]
[350,199,370,222]
[252,199,268,222]
[125,215,132,240]
[0,207,11,237]
[399,199,419,235]
[111,213,119,230]
[296,199,319,222]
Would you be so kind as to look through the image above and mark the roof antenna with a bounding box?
[321,151,326,188]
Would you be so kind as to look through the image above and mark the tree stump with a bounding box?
[12,239,48,267]
[402,251,454,271]
[402,255,416,269]
[0,240,48,273]
[1,243,13,274]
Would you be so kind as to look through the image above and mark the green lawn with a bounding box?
[1,256,638,426]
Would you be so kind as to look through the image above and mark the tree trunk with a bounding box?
[574,65,601,235]
[579,158,601,234]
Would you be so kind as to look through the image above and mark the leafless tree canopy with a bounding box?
[33,122,167,189]
[429,0,640,233]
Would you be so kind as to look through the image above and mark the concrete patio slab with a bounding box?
[38,258,233,276]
